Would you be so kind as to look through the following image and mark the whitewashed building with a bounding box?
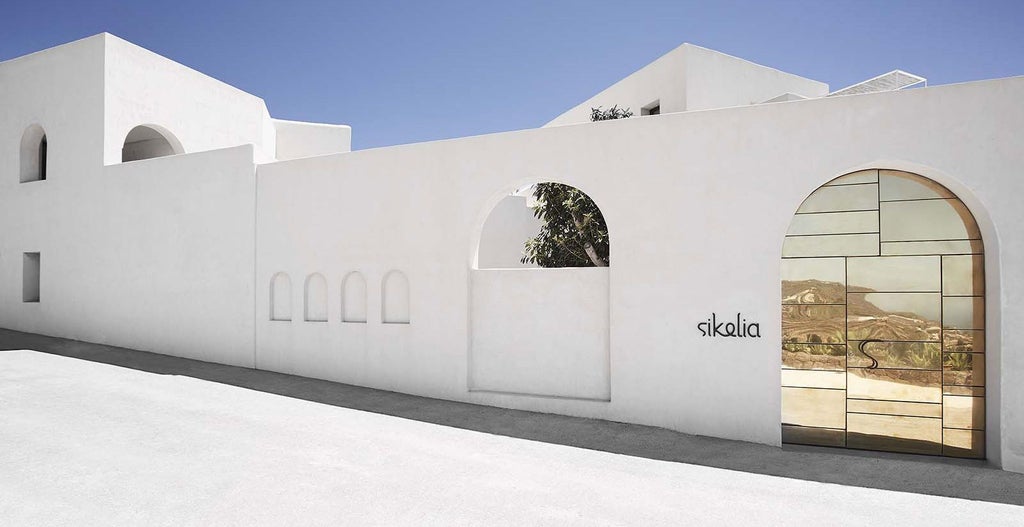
[2,34,1023,472]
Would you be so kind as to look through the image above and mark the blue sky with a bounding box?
[2,1,1022,150]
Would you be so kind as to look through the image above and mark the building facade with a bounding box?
[2,34,1022,472]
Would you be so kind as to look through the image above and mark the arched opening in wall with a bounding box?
[381,270,410,324]
[270,272,292,321]
[304,273,328,322]
[476,183,609,269]
[342,271,367,323]
[469,181,612,401]
[781,169,985,459]
[20,124,47,183]
[121,125,183,163]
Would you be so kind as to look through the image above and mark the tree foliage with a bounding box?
[520,106,629,267]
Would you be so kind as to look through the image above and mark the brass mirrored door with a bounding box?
[782,170,985,458]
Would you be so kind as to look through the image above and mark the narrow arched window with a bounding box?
[304,273,328,322]
[342,272,367,323]
[20,125,47,183]
[270,273,292,321]
[381,270,410,324]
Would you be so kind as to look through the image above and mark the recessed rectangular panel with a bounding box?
[782,305,846,344]
[942,396,985,430]
[847,293,941,341]
[881,240,983,256]
[879,199,981,242]
[942,255,984,296]
[847,341,940,370]
[782,369,846,389]
[847,413,942,455]
[782,343,846,371]
[943,353,985,386]
[782,234,879,258]
[797,183,878,213]
[847,256,940,292]
[943,429,985,458]
[787,211,879,236]
[942,297,985,330]
[825,170,878,186]
[782,387,846,428]
[943,329,984,353]
[943,385,985,396]
[782,258,845,304]
[847,368,942,403]
[879,170,955,201]
[846,399,942,418]
[782,425,846,447]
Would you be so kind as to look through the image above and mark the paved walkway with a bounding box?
[1,328,1022,511]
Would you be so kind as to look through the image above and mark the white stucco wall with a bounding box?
[103,34,277,164]
[544,43,828,127]
[273,119,351,161]
[477,195,541,268]
[470,268,610,399]
[3,35,1023,473]
[253,76,1024,472]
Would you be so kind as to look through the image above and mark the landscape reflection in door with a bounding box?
[781,170,985,458]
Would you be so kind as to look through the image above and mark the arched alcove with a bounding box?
[121,125,183,163]
[304,273,328,322]
[468,180,612,401]
[20,124,47,183]
[381,270,410,324]
[475,182,610,269]
[342,271,367,323]
[270,273,292,321]
[781,169,986,459]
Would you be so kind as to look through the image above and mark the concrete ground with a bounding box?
[1,329,1023,525]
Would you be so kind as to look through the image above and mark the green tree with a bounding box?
[520,106,626,268]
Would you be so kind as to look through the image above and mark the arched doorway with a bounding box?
[781,169,985,458]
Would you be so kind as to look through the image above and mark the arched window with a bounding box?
[342,272,367,323]
[270,273,292,321]
[304,273,328,322]
[476,183,609,269]
[381,270,410,324]
[20,124,47,183]
[781,169,985,459]
[121,125,183,162]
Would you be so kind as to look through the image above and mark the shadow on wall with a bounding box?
[121,124,183,163]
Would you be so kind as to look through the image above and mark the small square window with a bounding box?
[642,102,661,116]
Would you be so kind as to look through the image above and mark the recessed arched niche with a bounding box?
[381,270,410,324]
[270,272,292,322]
[121,125,184,163]
[304,273,328,322]
[20,124,48,183]
[342,272,368,323]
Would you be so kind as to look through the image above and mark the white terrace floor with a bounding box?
[1,350,1020,526]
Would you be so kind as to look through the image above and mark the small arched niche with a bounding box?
[342,271,368,323]
[20,124,48,183]
[304,273,328,322]
[381,270,410,324]
[121,125,183,163]
[476,182,610,269]
[270,272,292,321]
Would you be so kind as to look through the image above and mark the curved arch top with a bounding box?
[381,270,410,324]
[121,124,184,163]
[341,271,368,323]
[270,272,292,322]
[304,273,328,322]
[781,168,986,459]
